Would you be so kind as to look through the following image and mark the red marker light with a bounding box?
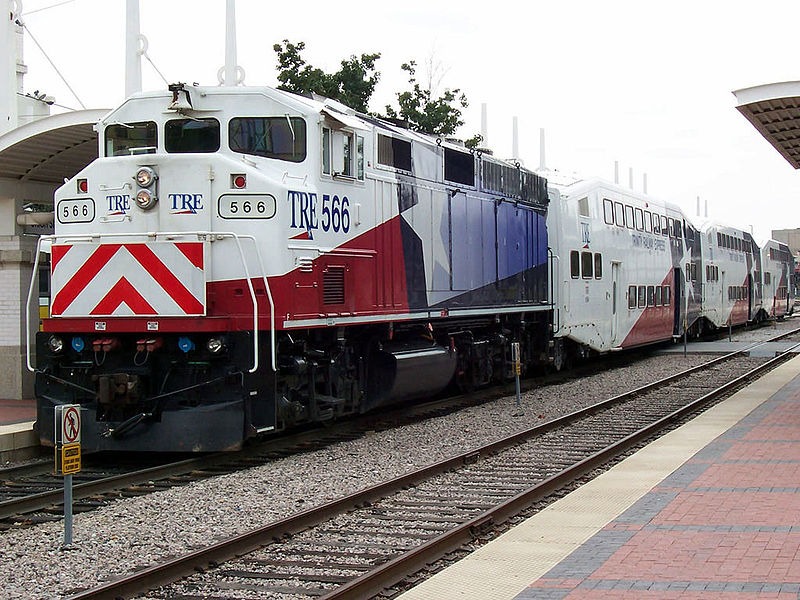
[77,179,88,193]
[232,174,246,189]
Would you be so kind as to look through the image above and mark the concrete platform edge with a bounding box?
[0,420,37,462]
[396,355,800,600]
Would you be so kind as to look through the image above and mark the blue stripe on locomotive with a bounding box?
[401,191,548,311]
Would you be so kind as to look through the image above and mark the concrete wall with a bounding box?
[0,234,38,399]
[772,228,800,257]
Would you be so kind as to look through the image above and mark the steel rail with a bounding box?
[319,342,800,600]
[64,337,800,600]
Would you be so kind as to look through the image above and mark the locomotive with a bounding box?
[32,83,551,452]
[30,82,794,452]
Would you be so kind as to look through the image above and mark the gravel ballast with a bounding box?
[0,322,794,599]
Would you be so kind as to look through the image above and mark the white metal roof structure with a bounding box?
[0,109,107,185]
[733,81,800,169]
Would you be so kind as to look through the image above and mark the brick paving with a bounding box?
[0,398,35,425]
[517,378,800,600]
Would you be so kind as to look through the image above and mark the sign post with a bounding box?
[512,342,522,413]
[55,404,81,548]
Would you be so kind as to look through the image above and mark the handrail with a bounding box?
[26,231,275,375]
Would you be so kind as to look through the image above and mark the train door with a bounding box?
[673,267,682,336]
[611,262,620,344]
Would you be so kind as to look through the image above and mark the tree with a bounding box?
[385,61,468,137]
[272,40,380,114]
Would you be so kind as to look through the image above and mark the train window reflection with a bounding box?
[166,118,220,153]
[105,121,157,156]
[229,117,306,162]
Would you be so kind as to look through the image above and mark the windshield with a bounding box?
[104,121,157,156]
[165,118,220,153]
[229,117,306,162]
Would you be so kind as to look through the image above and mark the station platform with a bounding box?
[0,398,37,461]
[658,340,800,357]
[398,354,800,600]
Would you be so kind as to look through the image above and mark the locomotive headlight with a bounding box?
[206,336,226,354]
[135,166,157,187]
[135,189,158,210]
[48,335,64,354]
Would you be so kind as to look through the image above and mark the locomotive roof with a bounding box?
[100,84,529,171]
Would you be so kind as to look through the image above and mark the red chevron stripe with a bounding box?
[175,242,203,269]
[51,244,71,273]
[91,277,156,315]
[124,244,203,314]
[51,244,122,315]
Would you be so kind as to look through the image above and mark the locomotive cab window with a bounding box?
[166,118,220,153]
[322,127,331,174]
[229,117,306,162]
[444,148,475,186]
[105,121,157,156]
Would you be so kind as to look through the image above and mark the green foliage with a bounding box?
[385,61,468,137]
[272,40,380,114]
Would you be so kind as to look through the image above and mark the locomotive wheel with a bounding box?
[551,338,567,372]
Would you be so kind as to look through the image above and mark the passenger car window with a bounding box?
[581,251,593,279]
[594,253,602,279]
[638,285,646,308]
[628,286,637,309]
[570,251,580,278]
[603,199,614,225]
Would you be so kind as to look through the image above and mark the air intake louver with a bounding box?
[323,267,345,305]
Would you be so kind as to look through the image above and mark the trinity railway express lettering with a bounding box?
[288,190,351,235]
[170,193,204,214]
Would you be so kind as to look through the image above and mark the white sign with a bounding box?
[61,405,81,444]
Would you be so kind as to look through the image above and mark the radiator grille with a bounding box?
[323,267,345,305]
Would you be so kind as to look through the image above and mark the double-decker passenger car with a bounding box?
[698,222,762,329]
[760,239,794,319]
[545,174,701,366]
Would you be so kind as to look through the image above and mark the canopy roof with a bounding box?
[733,81,800,169]
[0,109,108,185]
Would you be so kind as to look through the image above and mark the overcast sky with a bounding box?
[16,0,800,242]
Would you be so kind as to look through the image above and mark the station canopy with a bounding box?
[734,81,800,169]
[0,109,108,186]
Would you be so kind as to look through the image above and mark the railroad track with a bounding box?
[62,335,800,600]
[0,331,713,529]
